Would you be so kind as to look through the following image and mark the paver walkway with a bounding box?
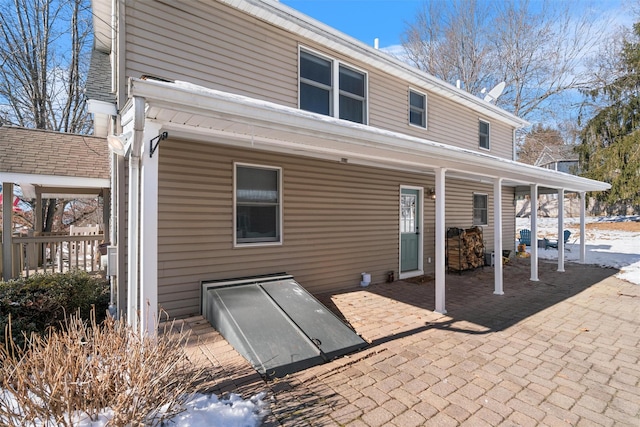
[182,259,640,426]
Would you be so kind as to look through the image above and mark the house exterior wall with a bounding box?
[156,138,502,318]
[123,0,515,160]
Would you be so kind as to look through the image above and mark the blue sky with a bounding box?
[280,0,633,50]
[280,0,424,49]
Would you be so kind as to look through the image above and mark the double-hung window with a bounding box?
[479,119,490,150]
[299,49,367,124]
[409,89,426,128]
[473,193,488,226]
[234,164,282,246]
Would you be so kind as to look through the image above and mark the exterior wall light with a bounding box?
[107,132,131,156]
[428,187,436,200]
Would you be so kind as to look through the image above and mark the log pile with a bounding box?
[446,226,485,272]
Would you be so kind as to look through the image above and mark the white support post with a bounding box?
[530,184,539,281]
[127,156,140,330]
[140,121,161,338]
[127,96,146,332]
[493,178,504,295]
[557,188,565,272]
[434,168,446,314]
[2,182,13,281]
[579,192,586,264]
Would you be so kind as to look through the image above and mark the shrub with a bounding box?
[0,310,205,426]
[0,271,109,348]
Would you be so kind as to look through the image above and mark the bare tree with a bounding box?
[402,0,610,124]
[402,0,495,96]
[0,0,93,232]
[0,0,92,133]
[517,124,565,165]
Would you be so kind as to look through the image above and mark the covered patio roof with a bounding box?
[0,126,110,199]
[119,78,611,336]
[1,126,110,280]
[126,78,608,194]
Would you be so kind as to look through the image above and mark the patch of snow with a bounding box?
[2,391,268,427]
[516,216,640,285]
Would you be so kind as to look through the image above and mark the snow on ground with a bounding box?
[516,215,640,285]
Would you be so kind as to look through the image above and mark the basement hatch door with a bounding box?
[202,274,367,378]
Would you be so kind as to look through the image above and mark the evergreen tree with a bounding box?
[577,22,640,207]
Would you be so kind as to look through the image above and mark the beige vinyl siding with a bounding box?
[502,187,517,254]
[124,0,516,160]
[125,0,298,105]
[158,138,436,318]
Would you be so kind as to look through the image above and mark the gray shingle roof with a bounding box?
[0,126,109,180]
[85,49,115,103]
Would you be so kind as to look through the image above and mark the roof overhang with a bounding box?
[0,173,110,199]
[127,78,610,194]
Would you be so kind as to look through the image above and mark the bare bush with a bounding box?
[0,310,205,426]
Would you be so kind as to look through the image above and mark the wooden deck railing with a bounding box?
[11,234,105,277]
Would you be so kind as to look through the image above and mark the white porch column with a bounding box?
[530,184,539,281]
[557,188,565,272]
[434,168,447,314]
[2,182,13,281]
[493,178,504,295]
[127,97,146,331]
[140,121,162,338]
[579,192,586,264]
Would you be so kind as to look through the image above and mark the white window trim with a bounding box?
[479,118,490,151]
[408,88,427,129]
[298,45,369,125]
[233,162,283,248]
[472,192,488,226]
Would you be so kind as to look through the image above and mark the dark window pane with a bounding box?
[410,110,424,127]
[339,95,364,123]
[410,91,424,109]
[236,205,278,241]
[301,51,331,86]
[237,167,278,202]
[339,66,364,97]
[300,83,331,115]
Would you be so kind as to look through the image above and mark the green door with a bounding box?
[400,188,420,272]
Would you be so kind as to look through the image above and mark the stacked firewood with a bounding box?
[447,226,485,271]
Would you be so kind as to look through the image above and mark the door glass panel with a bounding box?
[401,194,416,233]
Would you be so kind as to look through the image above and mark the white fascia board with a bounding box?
[217,0,529,129]
[0,173,109,189]
[88,99,117,116]
[128,78,609,193]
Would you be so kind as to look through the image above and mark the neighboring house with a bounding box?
[535,145,580,174]
[87,0,610,335]
[0,126,110,280]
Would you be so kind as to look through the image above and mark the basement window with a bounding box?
[234,163,282,246]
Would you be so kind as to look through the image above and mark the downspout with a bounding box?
[127,96,145,331]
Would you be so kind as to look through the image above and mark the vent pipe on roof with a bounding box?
[374,38,379,49]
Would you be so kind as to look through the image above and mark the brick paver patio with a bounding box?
[182,259,640,426]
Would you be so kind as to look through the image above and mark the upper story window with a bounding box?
[473,193,488,226]
[409,89,426,128]
[479,119,490,150]
[234,163,282,246]
[299,48,367,124]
